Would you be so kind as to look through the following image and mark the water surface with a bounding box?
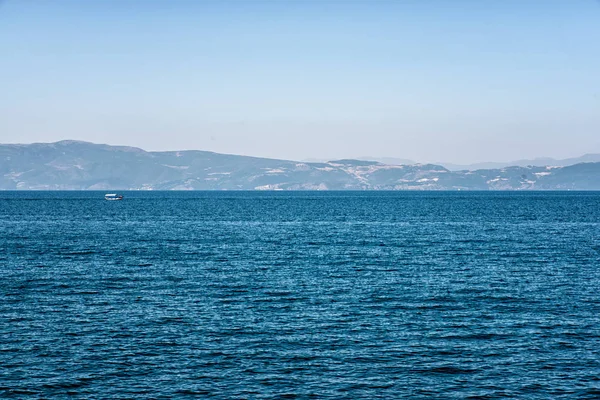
[1,191,599,398]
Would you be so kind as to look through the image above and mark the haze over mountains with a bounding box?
[2,141,600,190]
[438,154,600,171]
[306,155,600,171]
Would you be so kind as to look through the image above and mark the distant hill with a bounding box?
[355,156,417,166]
[1,141,600,190]
[439,154,600,171]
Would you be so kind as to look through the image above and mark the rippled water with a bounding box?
[1,191,600,398]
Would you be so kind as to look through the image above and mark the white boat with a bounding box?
[105,193,123,201]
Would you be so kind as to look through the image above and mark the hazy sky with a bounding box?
[1,0,599,163]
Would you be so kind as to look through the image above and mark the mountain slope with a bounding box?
[1,141,600,190]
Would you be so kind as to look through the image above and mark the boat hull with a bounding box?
[104,193,123,201]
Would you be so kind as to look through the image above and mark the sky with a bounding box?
[1,0,599,164]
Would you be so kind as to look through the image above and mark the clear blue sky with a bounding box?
[1,0,599,163]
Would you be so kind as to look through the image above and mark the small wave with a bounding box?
[416,366,477,375]
[41,380,88,390]
[61,250,97,256]
[1,388,40,395]
[174,389,212,395]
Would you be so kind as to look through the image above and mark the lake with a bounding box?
[1,191,599,398]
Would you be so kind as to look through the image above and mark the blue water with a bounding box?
[1,191,600,398]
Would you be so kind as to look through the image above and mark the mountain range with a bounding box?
[1,140,600,190]
[437,154,600,171]
[306,154,600,171]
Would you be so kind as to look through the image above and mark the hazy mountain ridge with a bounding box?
[439,154,600,171]
[1,141,600,190]
[311,154,600,171]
